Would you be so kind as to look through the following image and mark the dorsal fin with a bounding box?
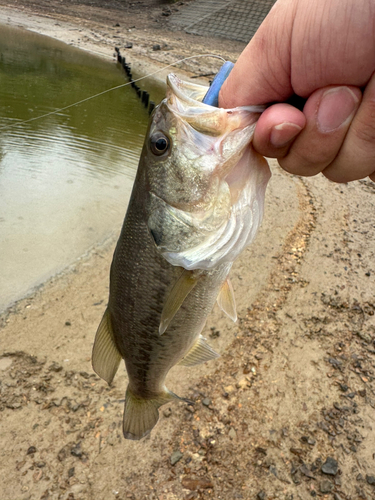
[159,270,198,335]
[178,335,220,366]
[217,278,237,322]
[92,308,122,385]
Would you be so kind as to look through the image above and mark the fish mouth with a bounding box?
[167,73,266,113]
[167,74,209,107]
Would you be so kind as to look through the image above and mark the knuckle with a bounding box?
[278,150,323,176]
[354,100,375,146]
[283,142,329,174]
[322,167,346,183]
[355,120,375,146]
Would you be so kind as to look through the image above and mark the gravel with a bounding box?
[321,457,339,476]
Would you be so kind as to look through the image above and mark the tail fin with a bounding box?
[123,386,188,440]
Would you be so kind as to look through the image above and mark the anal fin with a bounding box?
[178,335,220,367]
[217,278,237,322]
[159,269,198,335]
[92,308,121,385]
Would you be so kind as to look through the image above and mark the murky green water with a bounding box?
[0,25,165,312]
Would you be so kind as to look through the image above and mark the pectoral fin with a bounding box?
[178,335,220,366]
[159,270,198,335]
[217,278,237,322]
[92,308,122,385]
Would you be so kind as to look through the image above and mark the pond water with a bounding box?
[0,25,165,313]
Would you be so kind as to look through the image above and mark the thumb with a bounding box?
[219,0,296,108]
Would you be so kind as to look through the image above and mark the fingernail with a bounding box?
[317,87,359,133]
[270,122,302,148]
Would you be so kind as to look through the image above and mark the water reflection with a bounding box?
[0,24,165,312]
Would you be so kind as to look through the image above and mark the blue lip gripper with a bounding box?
[202,61,234,107]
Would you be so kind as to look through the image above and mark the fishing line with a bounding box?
[0,53,226,131]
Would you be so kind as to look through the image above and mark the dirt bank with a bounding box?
[1,2,375,500]
[0,0,246,83]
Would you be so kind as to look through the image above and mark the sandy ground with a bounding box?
[1,2,375,500]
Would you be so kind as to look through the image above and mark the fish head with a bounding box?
[143,73,271,270]
[145,99,216,210]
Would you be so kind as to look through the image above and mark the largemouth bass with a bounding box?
[92,74,271,440]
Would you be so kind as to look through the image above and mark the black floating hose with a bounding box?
[115,47,155,116]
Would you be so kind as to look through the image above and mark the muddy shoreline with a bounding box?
[0,1,246,85]
[1,3,375,500]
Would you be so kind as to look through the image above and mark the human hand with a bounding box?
[218,0,375,182]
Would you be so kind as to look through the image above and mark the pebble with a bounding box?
[71,443,83,458]
[269,466,277,477]
[366,474,375,485]
[170,450,183,466]
[8,402,22,409]
[300,464,315,479]
[301,435,316,445]
[356,331,372,343]
[163,407,172,418]
[57,446,68,462]
[257,492,266,500]
[228,428,237,440]
[27,446,37,455]
[153,44,161,51]
[320,479,334,493]
[321,457,338,476]
[224,385,235,393]
[236,377,249,389]
[181,477,213,490]
[202,397,211,407]
[290,447,304,457]
[191,453,204,463]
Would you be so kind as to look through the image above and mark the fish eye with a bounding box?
[150,133,170,156]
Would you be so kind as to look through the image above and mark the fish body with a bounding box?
[92,74,271,440]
